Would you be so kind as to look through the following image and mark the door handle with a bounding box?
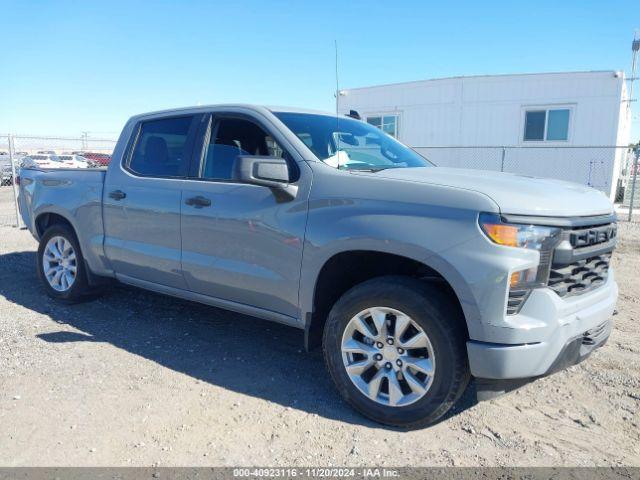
[185,195,212,208]
[109,189,127,200]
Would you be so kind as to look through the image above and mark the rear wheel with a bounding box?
[323,276,470,428]
[37,224,94,302]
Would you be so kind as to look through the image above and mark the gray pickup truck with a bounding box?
[18,105,618,428]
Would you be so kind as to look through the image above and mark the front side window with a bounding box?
[275,112,431,171]
[129,116,195,176]
[366,115,398,138]
[201,117,285,180]
[524,108,570,142]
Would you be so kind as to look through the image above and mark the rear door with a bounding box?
[180,112,310,318]
[103,114,201,289]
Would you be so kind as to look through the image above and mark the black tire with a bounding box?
[323,276,470,429]
[37,223,95,303]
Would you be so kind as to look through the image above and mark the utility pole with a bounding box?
[628,31,639,113]
[335,40,340,119]
[625,33,639,221]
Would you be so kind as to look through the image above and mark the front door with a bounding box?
[103,114,200,289]
[180,113,309,318]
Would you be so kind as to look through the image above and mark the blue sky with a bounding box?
[1,0,638,141]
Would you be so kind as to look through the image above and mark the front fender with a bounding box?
[298,196,489,340]
[300,234,483,327]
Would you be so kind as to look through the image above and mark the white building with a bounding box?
[339,71,632,201]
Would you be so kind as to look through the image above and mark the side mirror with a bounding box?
[234,156,297,199]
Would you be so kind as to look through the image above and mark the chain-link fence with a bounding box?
[625,148,640,223]
[414,145,631,195]
[414,145,639,223]
[0,136,638,229]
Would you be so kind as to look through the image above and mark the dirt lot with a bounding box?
[0,222,639,467]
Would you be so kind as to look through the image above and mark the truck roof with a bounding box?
[128,104,334,122]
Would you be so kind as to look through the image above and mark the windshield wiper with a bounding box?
[348,166,401,172]
[341,166,385,172]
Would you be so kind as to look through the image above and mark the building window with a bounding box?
[523,108,571,142]
[366,115,398,138]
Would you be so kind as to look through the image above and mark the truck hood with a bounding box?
[374,167,614,217]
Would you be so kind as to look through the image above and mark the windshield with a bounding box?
[274,112,433,171]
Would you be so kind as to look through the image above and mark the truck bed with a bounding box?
[19,167,106,235]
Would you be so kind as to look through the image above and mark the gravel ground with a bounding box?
[0,223,639,467]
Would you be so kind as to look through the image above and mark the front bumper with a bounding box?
[474,318,611,400]
[466,272,617,380]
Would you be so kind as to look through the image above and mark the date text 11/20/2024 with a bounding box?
[232,468,400,478]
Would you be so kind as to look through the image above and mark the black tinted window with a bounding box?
[202,118,284,180]
[523,111,546,141]
[129,116,194,176]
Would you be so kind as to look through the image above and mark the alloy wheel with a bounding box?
[42,236,77,292]
[341,306,436,407]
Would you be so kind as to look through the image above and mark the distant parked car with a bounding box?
[37,150,57,155]
[1,162,13,186]
[58,154,90,168]
[20,154,63,169]
[82,152,111,166]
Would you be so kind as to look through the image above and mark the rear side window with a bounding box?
[128,116,195,177]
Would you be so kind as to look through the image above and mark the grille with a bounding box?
[569,224,617,249]
[548,253,611,298]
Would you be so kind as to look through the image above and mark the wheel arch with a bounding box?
[303,249,478,351]
[34,209,112,285]
[35,211,77,239]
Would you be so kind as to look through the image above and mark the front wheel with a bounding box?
[323,276,470,428]
[37,224,94,302]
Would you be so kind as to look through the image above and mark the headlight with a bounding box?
[479,213,562,315]
[478,213,560,251]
